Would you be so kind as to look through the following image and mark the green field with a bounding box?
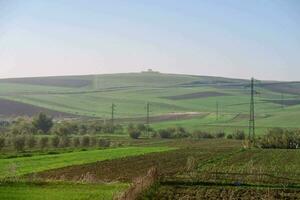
[1,72,299,135]
[0,73,297,149]
[0,146,173,178]
[0,182,127,200]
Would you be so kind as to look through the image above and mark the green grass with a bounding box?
[0,182,127,200]
[0,146,174,178]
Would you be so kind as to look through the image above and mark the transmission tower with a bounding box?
[216,101,219,121]
[249,78,255,143]
[281,93,284,109]
[111,103,116,133]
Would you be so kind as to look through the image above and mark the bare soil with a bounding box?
[0,98,77,118]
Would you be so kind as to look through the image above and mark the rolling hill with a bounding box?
[0,72,300,134]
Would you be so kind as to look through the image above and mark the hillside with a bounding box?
[0,72,300,134]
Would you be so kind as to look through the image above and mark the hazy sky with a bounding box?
[0,0,300,80]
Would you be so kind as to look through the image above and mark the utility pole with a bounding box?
[111,103,116,133]
[146,102,150,136]
[249,78,255,143]
[281,93,284,109]
[216,101,219,121]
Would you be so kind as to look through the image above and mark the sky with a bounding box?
[0,0,299,81]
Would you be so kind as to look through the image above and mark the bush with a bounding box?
[9,118,36,135]
[73,137,80,147]
[129,129,141,139]
[52,122,78,136]
[215,131,225,138]
[173,127,190,138]
[226,134,233,139]
[26,136,37,149]
[259,128,300,149]
[13,136,26,152]
[192,130,214,139]
[81,136,90,147]
[137,124,147,132]
[98,139,111,148]
[0,137,5,150]
[60,136,70,148]
[158,129,173,139]
[32,113,53,134]
[39,137,49,150]
[90,136,97,146]
[232,130,246,140]
[51,136,60,148]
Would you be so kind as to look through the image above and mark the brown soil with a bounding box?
[150,185,300,200]
[0,98,77,118]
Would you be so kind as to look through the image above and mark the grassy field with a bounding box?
[0,182,127,200]
[1,72,300,135]
[0,146,174,178]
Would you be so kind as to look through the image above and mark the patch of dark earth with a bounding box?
[0,98,78,118]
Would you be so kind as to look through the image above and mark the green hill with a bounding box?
[0,72,300,134]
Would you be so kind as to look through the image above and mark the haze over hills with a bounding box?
[0,71,300,134]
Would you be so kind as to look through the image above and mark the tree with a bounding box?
[0,137,5,150]
[60,136,70,148]
[32,113,53,134]
[81,136,90,147]
[10,118,36,135]
[158,129,173,139]
[51,136,60,148]
[13,136,25,152]
[26,135,37,149]
[98,139,110,148]
[90,136,97,147]
[129,129,141,139]
[52,122,78,136]
[73,137,80,148]
[39,137,49,150]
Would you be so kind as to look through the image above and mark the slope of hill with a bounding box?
[0,72,300,134]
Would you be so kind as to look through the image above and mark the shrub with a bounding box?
[129,129,141,139]
[81,136,90,147]
[39,137,49,150]
[192,130,214,139]
[52,122,78,136]
[232,130,246,140]
[73,137,80,147]
[26,136,37,149]
[158,129,173,139]
[32,113,53,134]
[226,134,233,139]
[173,127,190,138]
[60,136,70,148]
[51,136,60,148]
[98,139,111,148]
[9,118,36,135]
[0,137,5,150]
[259,128,300,149]
[137,124,147,132]
[13,136,26,152]
[90,136,97,146]
[215,131,225,138]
